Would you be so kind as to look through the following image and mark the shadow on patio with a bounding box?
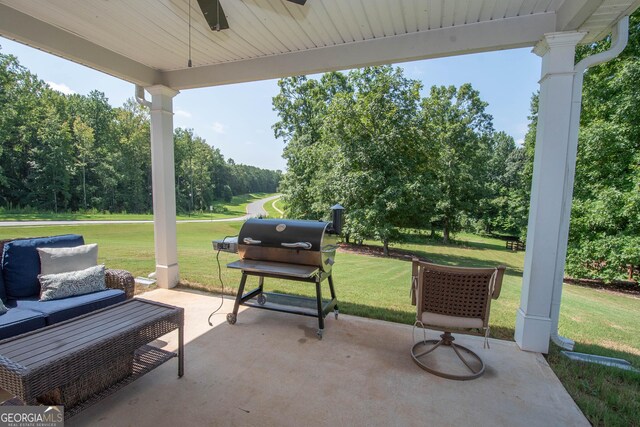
[68,288,588,427]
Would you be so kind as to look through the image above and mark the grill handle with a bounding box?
[243,237,262,245]
[281,242,312,250]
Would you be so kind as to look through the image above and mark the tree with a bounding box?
[561,12,640,281]
[475,131,529,236]
[273,73,350,219]
[518,12,640,281]
[273,67,429,254]
[27,106,72,211]
[420,84,494,243]
[507,92,538,242]
[112,100,151,212]
[500,144,530,235]
[0,46,281,214]
[274,70,523,251]
[325,66,422,254]
[72,117,94,210]
[221,185,233,203]
[0,48,50,207]
[174,128,280,213]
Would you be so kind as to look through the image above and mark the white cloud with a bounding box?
[46,81,75,95]
[511,122,529,147]
[408,65,424,77]
[515,122,530,135]
[175,109,192,118]
[211,121,226,134]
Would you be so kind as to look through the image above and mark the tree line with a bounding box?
[519,14,640,282]
[0,48,281,215]
[272,67,529,255]
[273,12,640,283]
[554,13,640,282]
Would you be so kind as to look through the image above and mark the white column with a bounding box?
[147,85,180,288]
[515,32,585,353]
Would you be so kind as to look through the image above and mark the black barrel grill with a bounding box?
[226,207,342,339]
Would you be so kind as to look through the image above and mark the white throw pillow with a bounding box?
[39,265,106,301]
[38,243,98,275]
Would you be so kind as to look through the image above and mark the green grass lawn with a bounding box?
[262,195,283,219]
[273,198,286,217]
[0,222,637,425]
[0,193,275,222]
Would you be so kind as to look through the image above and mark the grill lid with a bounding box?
[239,218,329,252]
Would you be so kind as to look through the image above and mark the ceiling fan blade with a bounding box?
[196,0,229,31]
[286,0,307,5]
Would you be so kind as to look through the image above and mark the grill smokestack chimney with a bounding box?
[330,204,344,235]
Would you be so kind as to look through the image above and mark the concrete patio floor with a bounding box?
[67,288,588,427]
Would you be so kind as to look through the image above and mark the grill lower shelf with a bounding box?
[244,292,335,318]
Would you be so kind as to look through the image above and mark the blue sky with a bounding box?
[0,37,540,171]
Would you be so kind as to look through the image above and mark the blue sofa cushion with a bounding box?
[2,234,84,299]
[0,238,11,302]
[0,307,47,340]
[8,289,125,325]
[0,267,5,303]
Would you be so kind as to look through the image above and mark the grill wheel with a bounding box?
[226,313,237,324]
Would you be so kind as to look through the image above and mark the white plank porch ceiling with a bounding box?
[0,0,634,72]
[1,0,639,88]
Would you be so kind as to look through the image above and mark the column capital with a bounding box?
[146,84,179,98]
[146,85,179,113]
[533,31,587,57]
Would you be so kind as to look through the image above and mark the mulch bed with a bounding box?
[337,243,432,263]
[564,277,640,297]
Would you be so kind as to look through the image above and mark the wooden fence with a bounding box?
[506,240,526,251]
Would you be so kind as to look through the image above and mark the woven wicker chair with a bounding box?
[410,259,506,380]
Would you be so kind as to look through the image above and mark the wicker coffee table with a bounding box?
[0,298,184,418]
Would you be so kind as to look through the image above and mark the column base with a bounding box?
[515,308,551,353]
[155,263,179,289]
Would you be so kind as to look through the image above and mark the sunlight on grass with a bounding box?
[2,222,636,355]
[1,222,638,425]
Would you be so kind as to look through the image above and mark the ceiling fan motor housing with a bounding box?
[196,0,308,31]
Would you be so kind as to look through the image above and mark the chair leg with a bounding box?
[412,320,427,345]
[412,339,443,358]
[484,327,490,349]
[411,331,486,380]
[451,342,482,374]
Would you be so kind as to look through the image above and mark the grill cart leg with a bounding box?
[328,273,339,319]
[315,278,324,339]
[257,276,267,305]
[228,272,248,325]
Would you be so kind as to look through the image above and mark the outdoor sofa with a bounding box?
[0,234,134,340]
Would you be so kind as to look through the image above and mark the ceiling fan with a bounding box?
[196,0,308,31]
